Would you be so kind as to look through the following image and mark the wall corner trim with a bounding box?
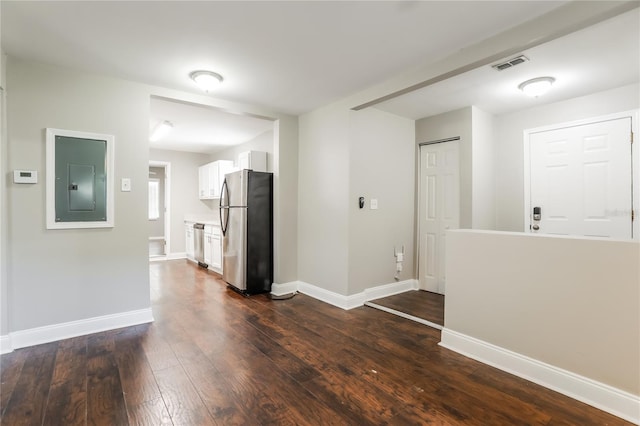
[271,281,300,297]
[273,279,418,310]
[439,328,640,424]
[0,335,13,354]
[7,308,154,351]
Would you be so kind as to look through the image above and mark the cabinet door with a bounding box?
[211,231,222,271]
[238,151,250,170]
[208,162,219,198]
[198,164,210,199]
[204,233,212,265]
[238,151,267,172]
[185,225,195,258]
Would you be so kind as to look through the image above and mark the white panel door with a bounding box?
[529,117,633,239]
[418,141,460,294]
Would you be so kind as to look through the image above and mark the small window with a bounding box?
[148,179,160,220]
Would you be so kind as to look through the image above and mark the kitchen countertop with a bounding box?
[184,214,220,226]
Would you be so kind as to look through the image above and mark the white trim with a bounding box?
[271,281,300,297]
[523,109,639,240]
[149,236,165,241]
[150,252,186,262]
[440,328,640,425]
[9,308,154,350]
[363,279,418,300]
[276,279,419,310]
[166,252,186,260]
[0,334,12,354]
[46,128,115,229]
[364,301,443,330]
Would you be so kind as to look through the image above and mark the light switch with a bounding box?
[370,198,378,210]
[121,178,131,192]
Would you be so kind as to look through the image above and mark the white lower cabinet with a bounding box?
[185,223,195,260]
[204,224,223,273]
[211,228,222,272]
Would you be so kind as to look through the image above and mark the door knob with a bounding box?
[532,224,540,231]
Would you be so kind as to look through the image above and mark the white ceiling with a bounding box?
[1,1,566,116]
[149,98,273,154]
[3,2,637,154]
[375,8,640,119]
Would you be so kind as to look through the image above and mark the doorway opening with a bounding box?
[367,137,460,330]
[149,161,171,260]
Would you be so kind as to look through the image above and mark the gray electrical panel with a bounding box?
[54,135,107,223]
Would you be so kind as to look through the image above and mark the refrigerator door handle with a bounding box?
[220,178,230,236]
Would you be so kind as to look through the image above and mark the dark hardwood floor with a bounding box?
[367,290,445,327]
[0,260,631,425]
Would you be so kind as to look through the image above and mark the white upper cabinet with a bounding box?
[198,160,234,200]
[238,151,267,172]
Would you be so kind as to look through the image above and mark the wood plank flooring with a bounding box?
[367,290,444,327]
[0,260,632,425]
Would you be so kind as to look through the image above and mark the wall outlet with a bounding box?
[396,253,404,262]
[370,198,378,210]
[121,178,131,192]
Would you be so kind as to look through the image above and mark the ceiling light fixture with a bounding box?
[149,120,173,142]
[518,76,556,97]
[189,70,224,92]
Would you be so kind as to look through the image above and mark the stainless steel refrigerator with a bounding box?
[219,169,273,294]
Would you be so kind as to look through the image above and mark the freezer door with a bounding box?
[225,169,248,207]
[222,206,247,290]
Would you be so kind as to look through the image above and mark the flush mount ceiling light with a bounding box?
[518,76,556,97]
[149,120,173,142]
[189,70,224,92]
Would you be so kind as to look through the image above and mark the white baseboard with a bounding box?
[365,301,443,330]
[363,279,418,301]
[150,253,186,262]
[0,334,12,354]
[167,252,186,260]
[271,281,300,296]
[8,308,154,351]
[440,328,640,425]
[276,279,418,311]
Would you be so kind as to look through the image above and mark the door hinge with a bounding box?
[633,209,635,221]
[632,132,634,145]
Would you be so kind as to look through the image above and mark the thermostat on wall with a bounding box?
[13,170,38,184]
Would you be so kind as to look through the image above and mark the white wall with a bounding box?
[348,108,415,294]
[443,230,639,419]
[149,149,212,254]
[298,103,350,294]
[210,129,274,171]
[494,83,640,231]
[6,58,151,331]
[298,104,416,296]
[471,106,495,230]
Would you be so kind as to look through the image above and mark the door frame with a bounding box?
[523,110,639,240]
[149,160,172,256]
[416,136,460,293]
